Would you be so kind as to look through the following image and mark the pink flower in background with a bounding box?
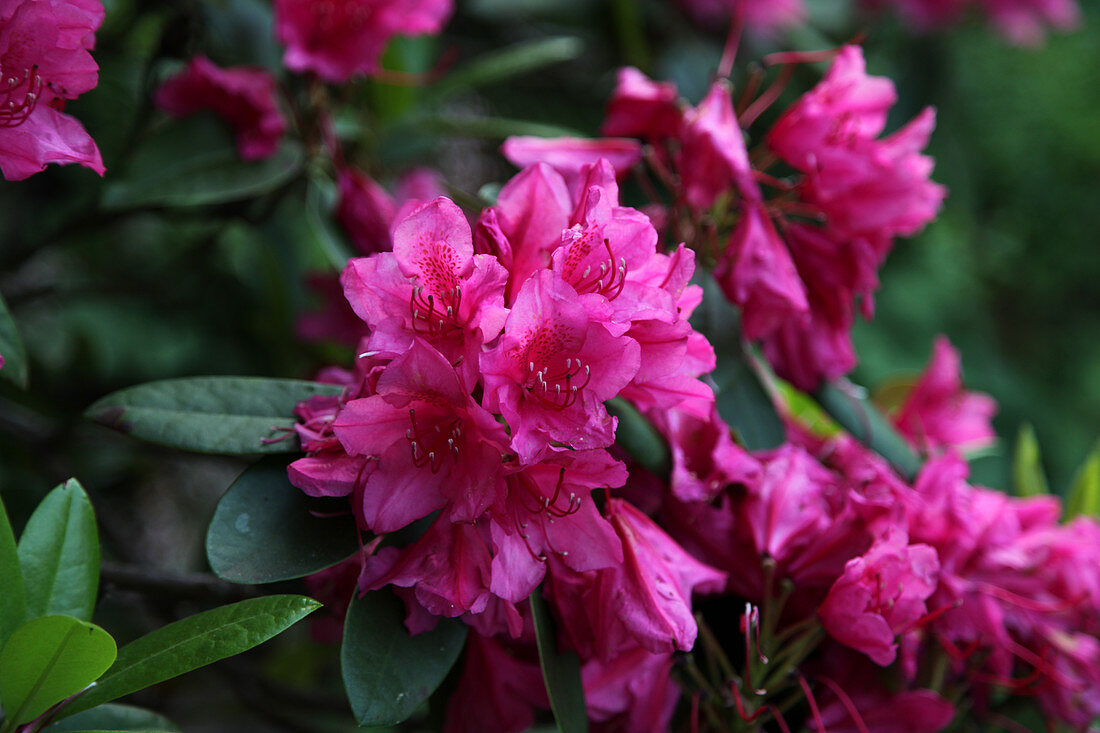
[154,56,285,161]
[444,633,548,733]
[893,336,997,453]
[335,166,443,255]
[678,81,758,211]
[714,203,808,342]
[676,0,805,31]
[274,0,453,82]
[879,0,1080,44]
[0,0,105,179]
[582,645,679,733]
[601,67,682,142]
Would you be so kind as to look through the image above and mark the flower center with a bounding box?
[405,408,461,473]
[560,229,628,300]
[0,63,43,128]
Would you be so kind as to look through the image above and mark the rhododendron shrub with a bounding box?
[23,0,1098,730]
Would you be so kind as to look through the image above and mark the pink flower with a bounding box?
[766,46,946,245]
[600,67,682,142]
[893,336,997,453]
[154,55,285,161]
[444,633,548,733]
[549,499,725,661]
[341,197,509,384]
[676,0,805,31]
[360,515,494,617]
[582,645,679,733]
[501,136,642,196]
[677,81,758,211]
[819,528,940,665]
[335,166,444,255]
[274,0,453,82]
[479,269,640,462]
[978,0,1081,44]
[333,340,509,532]
[714,203,808,342]
[0,0,105,180]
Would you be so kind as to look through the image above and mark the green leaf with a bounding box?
[605,398,670,477]
[428,37,584,101]
[341,589,467,726]
[206,457,360,584]
[813,380,922,481]
[84,377,343,455]
[0,495,25,647]
[305,176,354,271]
[17,480,99,621]
[0,616,117,726]
[1012,423,1049,497]
[529,590,587,733]
[1065,442,1100,520]
[694,277,785,452]
[0,290,28,388]
[63,595,320,717]
[45,703,179,732]
[101,115,304,210]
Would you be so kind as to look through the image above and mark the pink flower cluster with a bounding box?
[0,0,105,180]
[881,0,1080,45]
[290,158,732,728]
[567,44,946,392]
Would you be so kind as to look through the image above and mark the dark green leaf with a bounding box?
[17,480,99,621]
[0,616,116,726]
[84,377,343,455]
[529,590,588,733]
[1012,423,1049,497]
[0,289,28,388]
[305,176,354,271]
[206,457,360,584]
[429,37,584,100]
[45,703,179,732]
[606,398,670,477]
[1065,442,1100,520]
[341,589,467,726]
[0,495,25,647]
[101,116,304,210]
[694,276,785,452]
[63,595,320,717]
[813,380,922,481]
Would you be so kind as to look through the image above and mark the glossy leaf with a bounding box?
[341,589,467,726]
[206,457,360,583]
[63,595,320,716]
[0,495,25,647]
[694,276,785,451]
[17,479,99,621]
[0,616,117,726]
[1012,423,1049,497]
[530,590,588,733]
[1065,442,1100,520]
[429,37,583,100]
[606,398,670,477]
[814,380,922,481]
[85,377,343,455]
[101,116,303,210]
[45,703,180,732]
[0,290,28,388]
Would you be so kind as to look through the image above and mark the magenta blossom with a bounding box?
[444,632,548,733]
[0,0,105,179]
[675,0,805,31]
[677,81,758,211]
[881,0,1080,44]
[893,336,997,453]
[333,340,510,532]
[582,645,679,733]
[274,0,453,82]
[480,269,640,462]
[600,67,682,142]
[335,166,444,255]
[154,56,285,161]
[819,528,940,665]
